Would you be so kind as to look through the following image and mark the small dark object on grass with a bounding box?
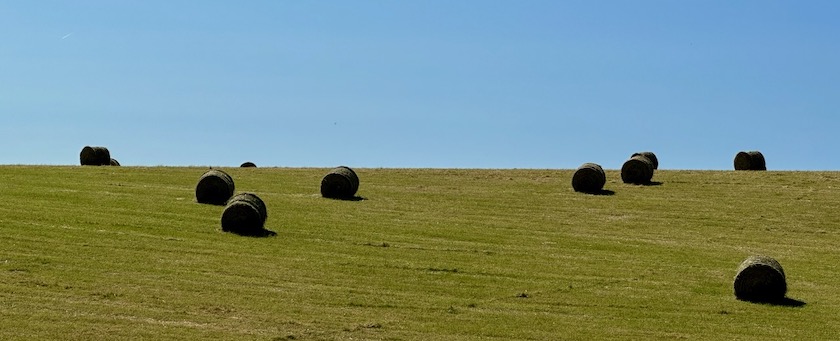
[631,151,658,170]
[80,146,111,166]
[240,162,257,168]
[572,163,606,193]
[110,158,120,166]
[734,255,786,303]
[222,192,273,236]
[321,166,360,199]
[195,169,235,205]
[621,155,654,184]
[734,151,766,171]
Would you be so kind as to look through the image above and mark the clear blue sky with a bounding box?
[2,1,838,170]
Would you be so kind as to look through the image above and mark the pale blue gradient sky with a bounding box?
[2,1,838,169]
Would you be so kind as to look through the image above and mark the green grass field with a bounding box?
[2,166,839,340]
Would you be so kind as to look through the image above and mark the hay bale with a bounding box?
[621,155,654,184]
[734,151,766,171]
[240,162,257,168]
[109,158,121,166]
[572,163,606,193]
[221,192,268,235]
[229,192,267,223]
[195,169,235,205]
[631,151,658,170]
[734,255,787,302]
[80,146,111,166]
[321,166,359,199]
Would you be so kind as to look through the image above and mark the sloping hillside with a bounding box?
[2,166,839,340]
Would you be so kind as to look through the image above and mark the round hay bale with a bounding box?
[734,151,766,171]
[631,151,658,170]
[240,162,257,168]
[572,163,606,193]
[109,158,121,166]
[621,155,654,184]
[734,255,787,302]
[229,192,267,224]
[321,166,359,199]
[195,169,235,205]
[80,146,111,166]
[221,192,267,235]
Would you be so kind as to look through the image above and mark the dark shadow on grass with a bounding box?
[197,201,226,207]
[223,228,277,238]
[323,195,366,201]
[579,189,615,196]
[624,181,663,186]
[738,297,806,307]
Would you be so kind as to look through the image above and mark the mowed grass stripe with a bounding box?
[2,166,840,340]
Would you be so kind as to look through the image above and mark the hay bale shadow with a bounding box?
[626,181,663,187]
[324,195,366,201]
[225,228,277,238]
[578,189,615,196]
[738,296,806,307]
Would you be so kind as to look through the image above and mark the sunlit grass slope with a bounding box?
[2,166,839,340]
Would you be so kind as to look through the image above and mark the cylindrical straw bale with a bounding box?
[631,151,658,170]
[621,155,654,184]
[733,255,787,302]
[110,158,121,166]
[321,166,359,199]
[240,162,257,168]
[221,192,267,235]
[229,192,267,224]
[572,163,606,193]
[80,146,111,166]
[195,169,235,205]
[734,151,766,171]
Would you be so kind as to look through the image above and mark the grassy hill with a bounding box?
[2,166,839,340]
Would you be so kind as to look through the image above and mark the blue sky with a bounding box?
[2,1,838,170]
